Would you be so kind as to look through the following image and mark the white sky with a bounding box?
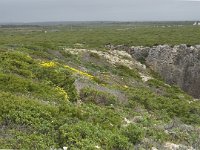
[0,0,200,22]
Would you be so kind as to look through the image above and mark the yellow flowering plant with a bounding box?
[64,65,94,79]
[40,61,93,79]
[55,86,69,101]
[40,61,57,67]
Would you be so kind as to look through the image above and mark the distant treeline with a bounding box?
[0,21,196,27]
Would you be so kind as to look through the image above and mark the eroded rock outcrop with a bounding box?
[129,44,200,98]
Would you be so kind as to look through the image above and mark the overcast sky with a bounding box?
[0,0,200,23]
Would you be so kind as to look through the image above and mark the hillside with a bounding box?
[0,25,200,150]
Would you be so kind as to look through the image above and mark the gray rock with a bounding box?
[129,44,200,98]
[129,46,150,62]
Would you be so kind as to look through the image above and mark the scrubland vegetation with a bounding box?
[0,23,200,149]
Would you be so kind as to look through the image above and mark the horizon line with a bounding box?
[0,20,199,24]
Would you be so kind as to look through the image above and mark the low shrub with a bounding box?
[121,124,144,144]
[127,87,200,125]
[114,64,141,79]
[80,87,117,106]
[89,52,100,59]
[0,73,68,104]
[34,65,77,102]
[59,121,131,150]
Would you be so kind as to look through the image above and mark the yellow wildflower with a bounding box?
[55,86,68,100]
[124,85,128,88]
[40,61,56,67]
[64,65,94,79]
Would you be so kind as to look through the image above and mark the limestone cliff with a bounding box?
[129,44,200,98]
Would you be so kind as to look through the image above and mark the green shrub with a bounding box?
[59,121,131,150]
[60,50,81,64]
[89,52,100,59]
[127,87,200,125]
[0,50,77,102]
[0,51,35,78]
[122,124,144,144]
[59,121,100,149]
[34,66,78,102]
[108,134,131,150]
[0,91,58,130]
[145,126,170,142]
[0,73,68,104]
[147,79,169,88]
[80,87,117,106]
[0,130,56,150]
[114,64,141,79]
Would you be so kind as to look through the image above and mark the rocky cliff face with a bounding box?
[129,44,200,98]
